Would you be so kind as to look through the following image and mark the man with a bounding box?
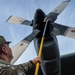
[0,35,41,75]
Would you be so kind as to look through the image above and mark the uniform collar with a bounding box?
[0,59,10,65]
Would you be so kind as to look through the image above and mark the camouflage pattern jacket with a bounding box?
[0,59,35,75]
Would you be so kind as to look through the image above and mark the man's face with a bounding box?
[3,43,13,62]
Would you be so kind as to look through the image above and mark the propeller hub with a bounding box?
[33,21,53,38]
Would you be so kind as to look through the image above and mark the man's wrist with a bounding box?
[29,60,34,65]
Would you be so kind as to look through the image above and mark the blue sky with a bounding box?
[0,0,75,64]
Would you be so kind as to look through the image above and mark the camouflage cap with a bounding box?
[0,36,11,45]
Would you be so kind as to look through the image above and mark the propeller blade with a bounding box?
[52,23,75,39]
[6,15,32,26]
[11,29,40,64]
[47,0,71,22]
[64,27,75,39]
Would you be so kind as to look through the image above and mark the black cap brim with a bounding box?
[5,41,11,44]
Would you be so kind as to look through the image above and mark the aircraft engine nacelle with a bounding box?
[34,35,61,75]
[61,53,75,75]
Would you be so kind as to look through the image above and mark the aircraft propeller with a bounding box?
[6,0,73,65]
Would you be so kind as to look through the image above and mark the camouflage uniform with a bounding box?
[0,59,35,75]
[0,36,35,75]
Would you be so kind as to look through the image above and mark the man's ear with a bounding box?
[2,47,7,54]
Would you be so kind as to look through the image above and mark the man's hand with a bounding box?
[31,57,41,65]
